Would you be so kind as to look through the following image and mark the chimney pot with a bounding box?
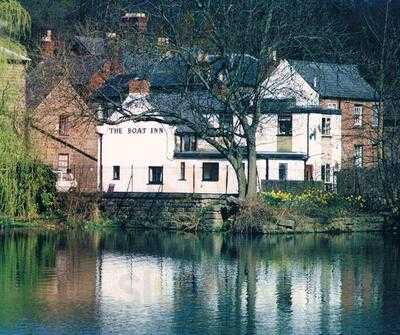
[121,12,148,33]
[128,79,150,96]
[41,30,55,58]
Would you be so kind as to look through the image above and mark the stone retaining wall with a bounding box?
[101,192,228,231]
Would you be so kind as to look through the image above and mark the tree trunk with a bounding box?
[236,164,247,200]
[246,144,258,200]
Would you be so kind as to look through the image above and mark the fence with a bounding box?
[261,180,325,194]
[336,166,397,210]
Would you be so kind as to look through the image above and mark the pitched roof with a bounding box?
[74,36,106,57]
[26,59,64,109]
[288,60,378,101]
[0,46,30,62]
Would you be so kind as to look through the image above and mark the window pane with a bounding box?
[149,167,163,184]
[279,163,288,181]
[113,166,120,180]
[180,162,185,180]
[202,163,219,181]
[58,154,69,171]
[278,113,292,135]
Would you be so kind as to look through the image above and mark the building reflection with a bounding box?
[0,230,399,334]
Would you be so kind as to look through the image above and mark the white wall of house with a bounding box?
[98,76,341,193]
[262,59,319,106]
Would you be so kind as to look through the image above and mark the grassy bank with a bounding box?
[229,189,384,234]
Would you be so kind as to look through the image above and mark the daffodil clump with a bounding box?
[262,189,365,219]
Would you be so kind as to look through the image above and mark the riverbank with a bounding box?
[1,190,392,234]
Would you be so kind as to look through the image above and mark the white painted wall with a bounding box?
[262,60,320,106]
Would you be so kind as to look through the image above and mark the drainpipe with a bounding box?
[97,132,103,192]
[305,112,310,180]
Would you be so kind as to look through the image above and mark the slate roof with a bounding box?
[74,36,106,57]
[0,46,30,62]
[288,60,378,101]
[26,59,64,109]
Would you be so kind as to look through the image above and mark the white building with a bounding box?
[95,56,342,194]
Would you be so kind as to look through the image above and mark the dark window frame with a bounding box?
[148,166,163,185]
[321,117,331,136]
[112,166,120,180]
[176,134,197,152]
[179,162,186,180]
[202,162,219,182]
[278,163,288,181]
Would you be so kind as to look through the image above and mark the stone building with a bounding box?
[27,31,99,191]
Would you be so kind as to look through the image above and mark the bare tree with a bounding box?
[92,0,343,200]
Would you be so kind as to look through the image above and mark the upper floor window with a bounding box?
[327,102,338,109]
[354,145,363,167]
[279,163,288,181]
[59,115,69,136]
[176,134,197,152]
[321,117,331,136]
[353,105,363,127]
[278,113,292,136]
[148,166,163,184]
[372,106,380,128]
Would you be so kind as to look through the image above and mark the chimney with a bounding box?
[128,78,150,96]
[121,12,148,34]
[41,30,55,59]
[157,37,169,47]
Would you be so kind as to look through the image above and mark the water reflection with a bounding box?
[0,229,399,334]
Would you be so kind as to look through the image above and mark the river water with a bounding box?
[0,229,399,334]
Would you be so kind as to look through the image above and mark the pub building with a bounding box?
[94,55,373,194]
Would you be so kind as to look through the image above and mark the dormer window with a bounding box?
[175,134,197,152]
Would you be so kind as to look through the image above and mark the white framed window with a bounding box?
[58,153,69,172]
[175,134,197,152]
[353,105,363,127]
[327,102,338,109]
[278,113,292,136]
[149,166,163,184]
[354,145,363,167]
[321,164,331,183]
[372,106,380,128]
[321,117,331,136]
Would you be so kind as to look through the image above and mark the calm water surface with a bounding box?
[0,229,399,334]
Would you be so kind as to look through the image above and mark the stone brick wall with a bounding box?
[101,192,226,231]
[31,79,98,191]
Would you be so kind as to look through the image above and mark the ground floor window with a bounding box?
[321,164,331,183]
[180,162,186,180]
[58,153,69,172]
[113,166,120,180]
[354,145,363,167]
[149,166,163,184]
[202,162,219,181]
[278,163,288,181]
